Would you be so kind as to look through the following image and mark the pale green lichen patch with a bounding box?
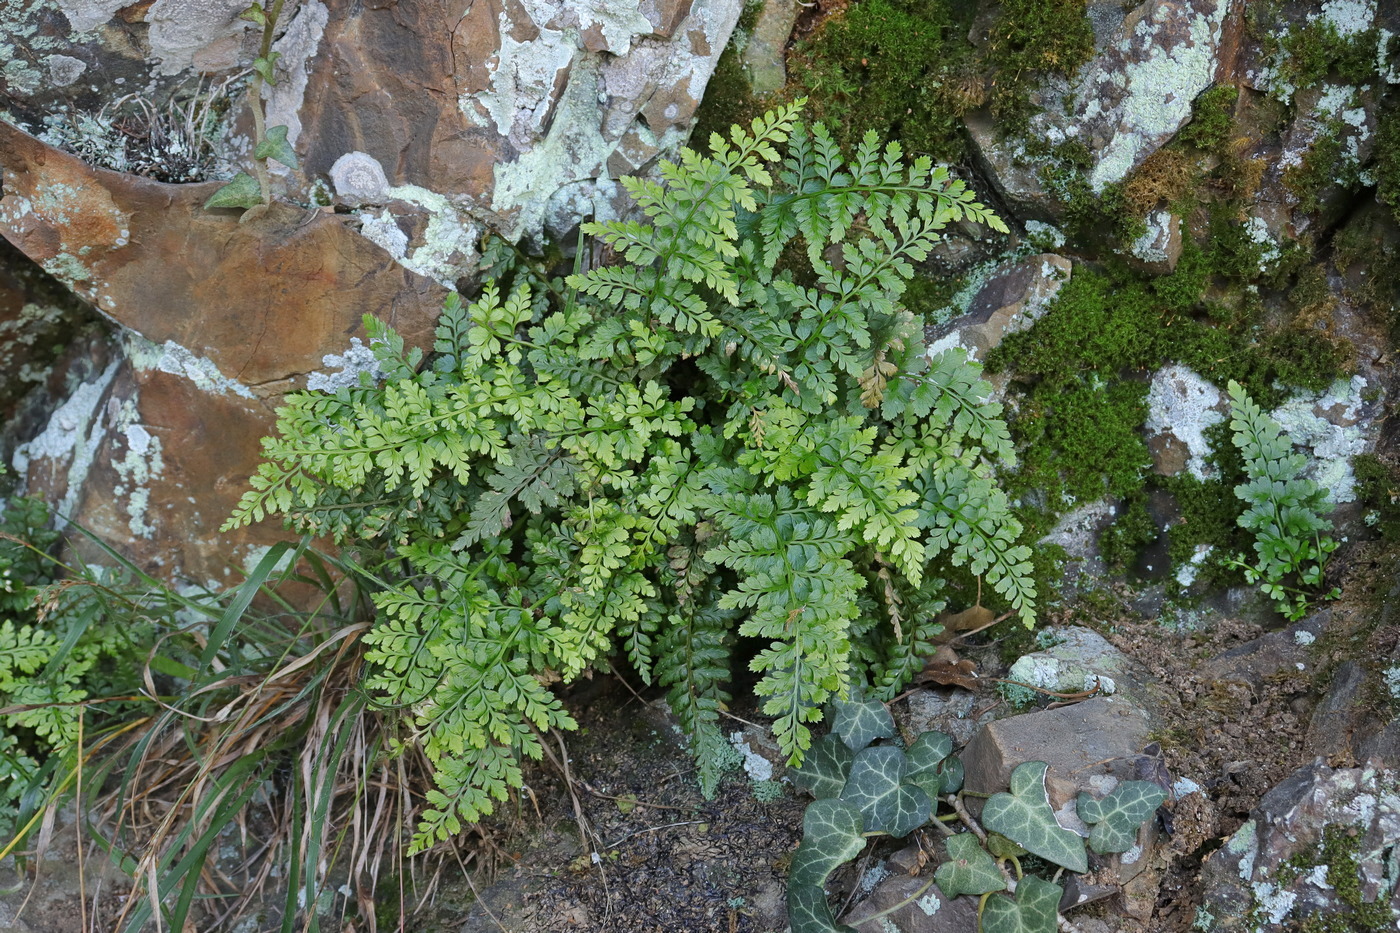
[378,185,481,286]
[108,400,165,539]
[1089,1,1229,190]
[1270,376,1373,504]
[10,359,121,530]
[125,334,255,399]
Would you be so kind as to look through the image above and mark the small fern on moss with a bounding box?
[225,101,1033,852]
[1225,381,1339,620]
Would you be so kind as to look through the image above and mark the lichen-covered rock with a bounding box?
[1145,364,1227,479]
[925,253,1072,361]
[966,0,1231,219]
[1197,760,1400,931]
[1127,209,1183,274]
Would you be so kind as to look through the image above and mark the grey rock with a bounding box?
[844,877,979,933]
[893,687,994,747]
[1003,626,1152,708]
[1195,612,1329,690]
[741,0,798,95]
[1126,209,1183,274]
[1198,760,1400,931]
[1306,658,1400,770]
[1144,364,1226,480]
[330,151,391,205]
[925,253,1071,362]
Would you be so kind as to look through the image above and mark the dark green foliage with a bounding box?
[1353,454,1400,542]
[1176,84,1239,153]
[226,103,1036,850]
[787,700,1158,933]
[788,0,977,163]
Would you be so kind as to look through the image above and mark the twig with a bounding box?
[946,794,988,845]
[602,820,705,850]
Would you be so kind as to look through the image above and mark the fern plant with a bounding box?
[0,498,150,834]
[1225,380,1339,620]
[224,101,1035,851]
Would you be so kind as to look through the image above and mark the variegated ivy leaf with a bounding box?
[981,761,1087,873]
[905,730,953,799]
[788,798,865,933]
[980,875,1062,933]
[933,831,1004,898]
[986,833,1028,859]
[939,754,965,794]
[830,694,895,751]
[792,733,856,799]
[1077,780,1166,854]
[839,746,930,837]
[203,172,262,210]
[254,125,299,170]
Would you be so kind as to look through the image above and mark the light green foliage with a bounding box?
[981,761,1088,873]
[980,875,1063,933]
[1225,381,1339,620]
[787,700,1159,933]
[226,101,1033,849]
[1076,781,1167,854]
[935,832,1005,897]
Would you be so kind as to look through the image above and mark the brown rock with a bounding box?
[0,120,446,391]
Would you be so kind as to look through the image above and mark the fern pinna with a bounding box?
[224,101,1035,851]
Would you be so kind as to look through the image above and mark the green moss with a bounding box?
[981,0,1094,125]
[1176,85,1239,153]
[1278,824,1394,933]
[1100,493,1156,572]
[787,0,1093,158]
[1276,19,1380,91]
[1374,95,1400,228]
[1353,454,1400,542]
[1284,120,1353,214]
[787,0,976,162]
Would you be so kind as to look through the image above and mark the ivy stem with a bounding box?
[854,875,938,926]
[947,793,988,844]
[248,0,287,207]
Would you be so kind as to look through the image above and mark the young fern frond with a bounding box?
[225,102,1034,847]
[1226,381,1338,620]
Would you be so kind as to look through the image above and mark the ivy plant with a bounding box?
[205,1,299,217]
[788,696,1165,933]
[224,101,1037,851]
[1224,380,1339,620]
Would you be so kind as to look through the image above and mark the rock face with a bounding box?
[1198,760,1400,931]
[968,0,1231,220]
[925,253,1071,361]
[0,0,741,580]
